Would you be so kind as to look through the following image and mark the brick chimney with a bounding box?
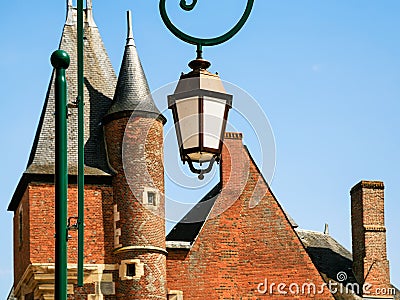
[220,132,249,189]
[350,180,391,297]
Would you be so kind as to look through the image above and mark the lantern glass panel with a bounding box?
[175,96,199,149]
[203,96,227,150]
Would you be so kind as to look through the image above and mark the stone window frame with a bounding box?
[168,290,183,300]
[113,204,122,249]
[119,259,144,281]
[142,187,160,208]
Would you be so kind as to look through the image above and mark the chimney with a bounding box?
[220,132,249,189]
[207,132,250,219]
[350,180,391,297]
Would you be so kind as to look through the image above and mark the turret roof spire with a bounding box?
[126,9,135,47]
[104,11,163,122]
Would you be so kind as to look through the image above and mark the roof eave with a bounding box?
[8,172,113,212]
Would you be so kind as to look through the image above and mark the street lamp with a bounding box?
[168,59,232,179]
[160,0,254,179]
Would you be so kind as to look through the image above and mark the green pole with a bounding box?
[77,0,85,287]
[51,49,70,300]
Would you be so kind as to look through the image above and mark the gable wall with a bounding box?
[167,134,335,299]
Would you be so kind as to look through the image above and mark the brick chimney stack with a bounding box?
[350,180,391,297]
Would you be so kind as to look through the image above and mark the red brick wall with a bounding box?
[351,181,391,296]
[29,182,113,264]
[13,189,31,284]
[167,133,334,299]
[13,181,113,286]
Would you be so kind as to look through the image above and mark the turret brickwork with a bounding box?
[104,116,166,299]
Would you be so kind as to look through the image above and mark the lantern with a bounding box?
[168,59,232,179]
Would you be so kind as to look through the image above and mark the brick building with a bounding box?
[7,2,399,300]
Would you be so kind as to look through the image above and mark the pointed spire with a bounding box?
[104,11,164,122]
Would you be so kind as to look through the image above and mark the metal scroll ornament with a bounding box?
[159,0,254,58]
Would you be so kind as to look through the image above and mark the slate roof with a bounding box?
[296,229,357,285]
[104,11,161,122]
[166,183,222,244]
[296,229,400,299]
[27,6,116,176]
[8,6,117,211]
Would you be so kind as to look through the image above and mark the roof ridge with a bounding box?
[296,228,325,234]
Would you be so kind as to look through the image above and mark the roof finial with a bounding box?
[324,223,329,235]
[66,0,74,25]
[85,0,96,27]
[126,10,136,47]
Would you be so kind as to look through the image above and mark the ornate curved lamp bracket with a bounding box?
[180,0,197,11]
[160,0,254,58]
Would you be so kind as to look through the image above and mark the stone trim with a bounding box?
[13,263,118,300]
[364,225,387,232]
[168,290,183,300]
[142,187,160,208]
[113,245,168,255]
[113,204,122,248]
[166,241,191,249]
[119,259,144,281]
[350,180,384,194]
[224,132,243,140]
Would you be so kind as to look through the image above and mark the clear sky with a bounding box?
[1,0,399,298]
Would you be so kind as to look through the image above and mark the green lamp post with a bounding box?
[52,1,85,299]
[160,0,254,179]
[51,49,70,300]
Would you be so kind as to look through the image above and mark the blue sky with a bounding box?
[1,0,399,298]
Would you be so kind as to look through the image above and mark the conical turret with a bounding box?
[104,11,163,123]
[103,11,167,299]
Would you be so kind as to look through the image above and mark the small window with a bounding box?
[126,264,136,277]
[119,259,144,280]
[147,192,156,206]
